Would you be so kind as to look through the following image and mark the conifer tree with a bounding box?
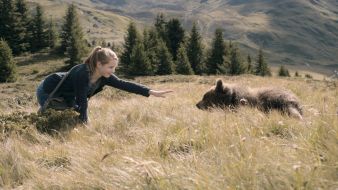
[187,22,205,74]
[165,18,185,61]
[120,22,139,75]
[176,43,193,75]
[46,18,58,49]
[60,4,85,55]
[206,28,227,74]
[156,40,174,75]
[12,0,30,53]
[142,29,149,49]
[295,71,300,77]
[0,39,17,82]
[130,41,152,76]
[66,29,83,67]
[255,48,271,76]
[154,13,167,41]
[247,54,253,74]
[30,5,48,52]
[144,28,160,74]
[278,65,290,77]
[60,4,85,66]
[0,0,21,54]
[229,46,245,75]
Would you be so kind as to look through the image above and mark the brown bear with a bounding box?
[196,79,303,120]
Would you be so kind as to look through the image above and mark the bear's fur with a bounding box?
[196,79,303,119]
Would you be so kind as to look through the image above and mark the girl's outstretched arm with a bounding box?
[106,74,173,98]
[149,90,173,98]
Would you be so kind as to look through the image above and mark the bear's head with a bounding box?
[196,79,235,110]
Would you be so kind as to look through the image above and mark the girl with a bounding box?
[36,46,172,123]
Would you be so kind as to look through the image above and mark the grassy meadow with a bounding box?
[0,53,337,189]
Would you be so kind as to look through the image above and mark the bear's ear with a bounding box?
[215,79,223,92]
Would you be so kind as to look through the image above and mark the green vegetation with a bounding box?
[0,1,336,188]
[30,5,48,52]
[0,39,17,82]
[61,4,86,67]
[229,45,246,75]
[278,65,290,77]
[187,22,205,75]
[0,70,337,189]
[206,28,227,74]
[255,48,271,76]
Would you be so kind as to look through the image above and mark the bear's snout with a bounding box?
[197,101,220,110]
[196,101,205,109]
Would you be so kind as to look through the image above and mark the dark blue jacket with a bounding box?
[42,63,150,122]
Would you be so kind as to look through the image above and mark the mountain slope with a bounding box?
[29,0,338,74]
[93,0,338,71]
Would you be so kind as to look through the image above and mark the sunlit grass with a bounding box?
[0,74,336,189]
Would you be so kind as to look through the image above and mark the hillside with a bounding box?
[1,1,337,188]
[27,0,338,75]
[0,53,337,189]
[27,0,135,44]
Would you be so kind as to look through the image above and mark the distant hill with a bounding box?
[28,0,338,74]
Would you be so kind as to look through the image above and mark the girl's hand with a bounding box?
[149,90,173,98]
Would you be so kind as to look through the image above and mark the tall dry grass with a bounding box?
[0,75,337,189]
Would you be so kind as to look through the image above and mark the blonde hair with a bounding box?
[84,46,118,74]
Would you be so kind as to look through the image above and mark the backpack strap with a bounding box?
[40,65,78,113]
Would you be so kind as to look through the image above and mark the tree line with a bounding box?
[1,1,295,83]
[119,13,272,77]
[0,0,87,82]
[0,0,58,54]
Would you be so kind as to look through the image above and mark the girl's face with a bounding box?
[97,59,118,78]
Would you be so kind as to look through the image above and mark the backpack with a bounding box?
[39,66,77,113]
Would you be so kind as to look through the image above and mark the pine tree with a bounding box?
[254,48,271,76]
[12,0,30,53]
[130,41,152,76]
[206,28,227,74]
[0,0,32,54]
[176,43,193,75]
[46,18,58,49]
[60,4,85,55]
[120,22,139,75]
[30,5,48,52]
[305,74,313,79]
[0,0,24,55]
[229,46,245,75]
[66,29,83,67]
[295,71,300,77]
[247,54,253,74]
[15,0,29,25]
[0,0,14,40]
[144,28,160,74]
[143,29,149,49]
[156,40,174,75]
[228,40,233,50]
[187,22,205,75]
[154,13,167,41]
[0,39,17,82]
[278,65,290,77]
[165,18,185,61]
[60,4,85,66]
